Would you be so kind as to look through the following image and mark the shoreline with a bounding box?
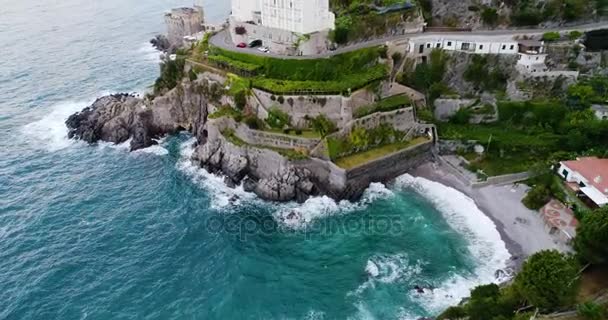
[410,159,569,272]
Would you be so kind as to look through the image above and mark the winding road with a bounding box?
[209,21,608,60]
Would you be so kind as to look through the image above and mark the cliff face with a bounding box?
[66,79,209,151]
[191,125,317,202]
[66,75,433,203]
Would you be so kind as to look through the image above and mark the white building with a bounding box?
[558,157,608,208]
[231,0,334,34]
[409,36,519,58]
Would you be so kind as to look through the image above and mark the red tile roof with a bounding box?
[562,157,608,195]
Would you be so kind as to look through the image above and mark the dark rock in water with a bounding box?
[150,34,171,52]
[66,79,209,151]
[242,177,257,193]
[223,176,237,189]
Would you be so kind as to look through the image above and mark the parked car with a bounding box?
[248,39,263,48]
[236,42,247,48]
[257,46,269,53]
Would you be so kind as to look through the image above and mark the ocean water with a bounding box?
[0,1,510,319]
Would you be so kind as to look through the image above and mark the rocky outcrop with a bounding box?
[192,120,319,202]
[66,79,209,151]
[150,35,171,53]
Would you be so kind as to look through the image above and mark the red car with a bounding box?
[236,42,247,48]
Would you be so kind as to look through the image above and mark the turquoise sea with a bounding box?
[0,1,510,319]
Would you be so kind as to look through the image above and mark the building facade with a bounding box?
[409,36,519,58]
[231,0,334,34]
[165,6,205,46]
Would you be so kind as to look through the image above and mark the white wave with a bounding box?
[132,137,169,156]
[273,182,395,230]
[175,138,258,210]
[21,98,93,151]
[395,174,511,314]
[302,310,325,320]
[138,42,162,64]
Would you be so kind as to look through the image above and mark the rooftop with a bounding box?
[562,156,608,195]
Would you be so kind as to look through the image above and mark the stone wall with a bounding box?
[251,88,375,128]
[342,141,433,198]
[330,107,418,141]
[213,117,321,150]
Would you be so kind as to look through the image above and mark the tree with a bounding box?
[514,250,580,310]
[310,114,336,137]
[568,84,596,108]
[574,207,608,265]
[522,185,551,210]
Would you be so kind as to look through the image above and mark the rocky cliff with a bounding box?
[66,75,433,202]
[66,79,209,151]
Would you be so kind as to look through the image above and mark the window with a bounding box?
[562,169,569,178]
[479,44,484,50]
[461,43,470,50]
[579,181,586,187]
[436,43,441,48]
[502,45,506,50]
[510,45,514,50]
[447,41,452,46]
[427,43,431,48]
[419,44,424,54]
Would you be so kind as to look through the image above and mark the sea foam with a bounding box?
[395,174,511,313]
[21,98,93,151]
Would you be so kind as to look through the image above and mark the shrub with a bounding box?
[244,115,264,130]
[577,301,606,320]
[450,108,472,125]
[543,32,561,42]
[277,95,285,104]
[481,7,499,26]
[310,114,336,137]
[569,30,583,40]
[295,129,303,135]
[266,107,290,129]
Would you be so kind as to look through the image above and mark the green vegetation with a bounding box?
[574,207,608,265]
[439,79,608,176]
[481,7,499,26]
[510,0,592,26]
[569,30,584,40]
[209,105,243,120]
[221,129,308,160]
[266,108,291,129]
[439,250,580,319]
[543,31,562,42]
[207,55,261,73]
[334,137,428,169]
[154,52,187,94]
[515,250,580,310]
[204,46,388,95]
[578,301,607,320]
[329,0,418,43]
[398,49,450,104]
[309,114,337,138]
[327,123,408,160]
[464,55,508,92]
[354,95,411,118]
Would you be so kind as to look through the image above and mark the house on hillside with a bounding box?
[557,157,608,208]
[408,36,519,62]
